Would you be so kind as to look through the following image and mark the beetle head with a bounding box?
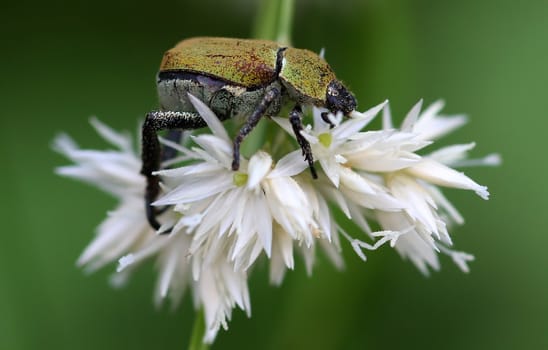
[326,80,357,116]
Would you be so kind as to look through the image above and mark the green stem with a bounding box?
[252,0,279,41]
[252,0,295,43]
[244,0,296,157]
[188,309,209,350]
[276,0,295,46]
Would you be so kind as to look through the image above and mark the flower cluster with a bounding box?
[54,96,498,343]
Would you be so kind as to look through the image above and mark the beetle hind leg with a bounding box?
[141,110,206,232]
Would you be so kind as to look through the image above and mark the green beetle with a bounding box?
[142,37,357,230]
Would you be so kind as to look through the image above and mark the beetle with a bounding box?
[141,37,357,230]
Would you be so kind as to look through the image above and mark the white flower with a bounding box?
[53,116,250,343]
[274,103,423,261]
[273,103,405,212]
[374,100,497,273]
[54,92,497,345]
[116,229,250,343]
[273,99,495,273]
[153,95,322,272]
[53,118,157,273]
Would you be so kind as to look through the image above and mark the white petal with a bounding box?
[247,151,272,190]
[269,150,308,178]
[253,195,274,257]
[427,143,476,164]
[322,185,352,219]
[417,100,445,124]
[269,228,294,285]
[191,134,233,166]
[401,99,423,132]
[271,116,295,137]
[387,174,438,234]
[450,153,502,168]
[407,159,490,199]
[348,204,373,236]
[154,172,234,205]
[382,103,393,130]
[320,158,341,188]
[156,161,222,178]
[426,184,464,225]
[300,245,316,275]
[90,117,133,152]
[376,211,440,275]
[333,100,387,141]
[318,238,344,270]
[339,167,375,195]
[413,100,468,140]
[188,93,230,142]
[52,133,78,155]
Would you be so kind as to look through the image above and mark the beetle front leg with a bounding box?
[141,110,206,231]
[289,105,318,179]
[232,86,281,171]
[320,112,336,128]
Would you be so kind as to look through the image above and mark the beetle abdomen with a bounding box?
[157,72,283,120]
[160,37,281,89]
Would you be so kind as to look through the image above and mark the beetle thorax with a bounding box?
[278,47,337,107]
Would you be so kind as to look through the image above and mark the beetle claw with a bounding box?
[321,112,336,129]
[231,158,240,171]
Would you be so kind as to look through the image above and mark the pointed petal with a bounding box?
[154,172,234,205]
[382,102,393,130]
[401,99,423,132]
[333,100,387,141]
[90,117,133,152]
[269,150,308,178]
[408,159,490,199]
[247,151,272,190]
[271,117,295,137]
[188,93,230,142]
[427,142,476,164]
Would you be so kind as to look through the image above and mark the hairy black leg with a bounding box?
[232,86,280,171]
[290,105,318,179]
[141,111,206,231]
[151,129,184,217]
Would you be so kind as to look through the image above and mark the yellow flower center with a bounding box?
[318,132,332,148]
[233,172,248,187]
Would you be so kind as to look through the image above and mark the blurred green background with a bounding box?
[1,0,546,349]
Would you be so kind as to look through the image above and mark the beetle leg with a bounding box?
[150,129,184,217]
[321,112,336,129]
[289,105,318,179]
[232,86,280,171]
[141,111,206,232]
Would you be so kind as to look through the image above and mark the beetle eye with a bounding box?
[328,86,339,97]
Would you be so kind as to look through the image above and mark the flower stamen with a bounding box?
[233,172,248,187]
[318,132,332,148]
